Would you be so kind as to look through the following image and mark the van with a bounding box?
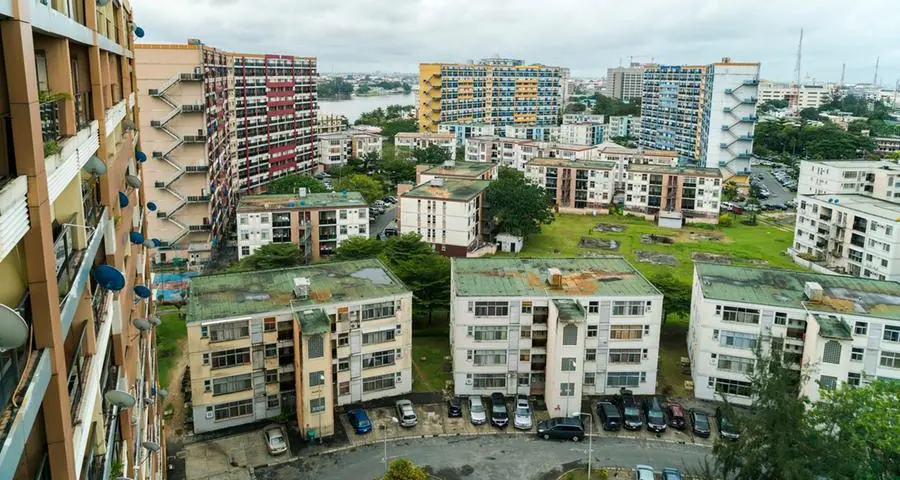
[596,401,622,431]
[536,417,584,441]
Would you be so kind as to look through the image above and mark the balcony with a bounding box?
[58,207,108,336]
[46,120,100,202]
[104,100,126,136]
[0,176,29,262]
[67,327,90,422]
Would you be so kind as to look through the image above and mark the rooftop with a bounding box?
[802,159,900,169]
[185,259,409,323]
[813,314,853,340]
[806,194,900,221]
[628,164,722,177]
[695,263,900,320]
[526,157,616,170]
[238,191,367,212]
[395,132,455,140]
[452,257,661,297]
[402,178,490,202]
[553,299,586,322]
[294,309,330,335]
[422,161,496,178]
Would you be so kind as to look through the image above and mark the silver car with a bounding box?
[468,396,487,425]
[264,425,288,455]
[514,395,532,430]
[395,399,417,427]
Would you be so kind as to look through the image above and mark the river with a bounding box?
[318,92,417,122]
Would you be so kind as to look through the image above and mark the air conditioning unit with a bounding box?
[396,349,402,359]
[465,375,473,385]
[206,411,214,419]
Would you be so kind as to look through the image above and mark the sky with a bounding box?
[133,0,899,85]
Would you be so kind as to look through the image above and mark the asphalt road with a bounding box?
[755,167,795,206]
[369,204,397,238]
[255,435,713,480]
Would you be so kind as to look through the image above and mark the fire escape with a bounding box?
[719,78,759,162]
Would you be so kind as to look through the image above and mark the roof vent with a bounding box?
[443,160,456,168]
[432,177,445,187]
[298,187,308,198]
[546,268,563,288]
[293,277,311,300]
[804,282,823,301]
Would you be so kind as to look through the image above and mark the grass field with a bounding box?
[658,314,691,397]
[156,306,187,389]
[411,336,451,393]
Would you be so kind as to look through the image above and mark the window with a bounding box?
[610,325,643,340]
[717,354,754,373]
[338,381,350,396]
[339,209,347,220]
[309,371,325,387]
[883,325,900,343]
[472,326,507,341]
[561,357,576,371]
[241,246,250,256]
[267,395,280,409]
[713,377,752,397]
[338,357,349,372]
[200,326,208,338]
[264,317,276,332]
[362,349,397,369]
[720,331,758,350]
[583,373,595,386]
[823,340,842,364]
[214,399,253,421]
[588,301,599,313]
[609,349,642,364]
[265,370,278,384]
[851,347,864,362]
[854,321,868,336]
[337,333,349,347]
[774,312,787,326]
[474,301,509,317]
[472,373,506,389]
[722,306,760,324]
[612,300,645,316]
[607,372,642,388]
[211,348,251,369]
[310,397,326,414]
[847,372,861,386]
[587,325,598,338]
[562,324,578,346]
[265,344,277,358]
[307,334,324,359]
[260,214,270,224]
[819,375,838,390]
[520,326,531,339]
[212,374,252,396]
[585,349,597,362]
[473,350,506,366]
[518,375,530,386]
[363,329,396,345]
[362,301,395,321]
[880,351,900,368]
[560,382,575,396]
[521,301,532,314]
[202,353,210,365]
[209,321,250,342]
[363,373,397,392]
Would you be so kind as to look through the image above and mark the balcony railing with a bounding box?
[74,92,92,131]
[67,327,90,422]
[40,99,61,144]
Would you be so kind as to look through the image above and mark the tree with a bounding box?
[360,150,381,173]
[721,184,738,202]
[888,151,900,160]
[228,244,304,272]
[383,458,428,480]
[757,99,789,115]
[485,173,555,238]
[590,94,641,116]
[650,272,691,321]
[332,174,386,204]
[564,102,587,113]
[317,77,354,98]
[266,174,327,195]
[410,144,451,165]
[380,119,417,140]
[355,84,371,94]
[798,108,825,122]
[333,236,385,261]
[497,165,524,181]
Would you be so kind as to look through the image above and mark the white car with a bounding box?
[395,399,418,427]
[468,396,487,425]
[635,465,655,480]
[513,395,532,430]
[264,425,288,455]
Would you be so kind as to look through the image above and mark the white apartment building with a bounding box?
[464,137,602,171]
[416,161,499,185]
[318,129,383,169]
[395,132,456,156]
[607,115,641,140]
[689,263,900,405]
[438,122,560,148]
[703,62,761,171]
[624,165,723,223]
[398,178,490,257]
[563,114,605,124]
[798,159,900,202]
[559,123,605,146]
[450,258,663,417]
[758,81,834,110]
[874,137,900,156]
[605,64,646,101]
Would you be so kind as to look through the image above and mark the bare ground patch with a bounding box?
[578,237,620,250]
[633,250,678,266]
[640,234,676,245]
[691,252,732,264]
[593,223,627,233]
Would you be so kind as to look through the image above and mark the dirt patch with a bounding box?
[687,232,724,241]
[593,223,627,233]
[578,237,619,250]
[633,250,677,266]
[162,337,189,438]
[640,234,676,245]
[691,252,732,264]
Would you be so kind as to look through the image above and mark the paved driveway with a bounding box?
[369,204,397,238]
[755,167,795,205]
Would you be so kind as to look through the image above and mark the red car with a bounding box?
[666,402,686,430]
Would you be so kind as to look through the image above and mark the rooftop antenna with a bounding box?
[791,28,803,111]
[840,63,846,87]
[873,56,880,86]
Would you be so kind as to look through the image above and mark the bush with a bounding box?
[686,222,718,230]
[718,213,734,227]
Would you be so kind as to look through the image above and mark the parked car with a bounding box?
[536,417,584,441]
[264,425,288,455]
[347,408,373,434]
[666,403,686,430]
[715,407,741,441]
[513,394,532,430]
[395,399,418,427]
[468,396,487,425]
[616,389,643,431]
[635,464,655,480]
[662,467,684,480]
[596,401,622,431]
[383,227,398,237]
[490,392,508,427]
[689,408,711,438]
[383,196,397,204]
[373,200,386,208]
[447,396,462,418]
[644,397,667,433]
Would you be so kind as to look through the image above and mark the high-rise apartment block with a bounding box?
[418,58,563,132]
[689,263,900,405]
[605,63,646,101]
[640,59,760,170]
[450,258,662,416]
[0,1,163,478]
[184,260,413,435]
[136,41,318,267]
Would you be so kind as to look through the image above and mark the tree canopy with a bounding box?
[266,174,328,195]
[753,120,876,159]
[564,102,587,113]
[332,174,386,204]
[590,94,641,116]
[410,144,452,165]
[318,77,354,97]
[383,458,428,480]
[228,244,304,272]
[485,170,555,238]
[355,105,418,141]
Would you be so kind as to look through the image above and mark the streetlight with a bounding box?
[382,416,399,474]
[573,411,593,480]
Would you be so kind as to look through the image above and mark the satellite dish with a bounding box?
[158,389,168,399]
[83,155,107,176]
[132,318,151,331]
[143,239,155,249]
[118,191,129,208]
[146,201,158,212]
[129,232,145,245]
[0,304,29,351]
[125,175,142,189]
[152,238,161,247]
[122,120,135,131]
[147,316,161,326]
[135,150,147,162]
[134,285,151,299]
[134,26,145,38]
[96,0,110,6]
[104,389,136,408]
[93,265,125,291]
[142,441,161,453]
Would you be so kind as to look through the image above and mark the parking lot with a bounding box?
[182,427,289,480]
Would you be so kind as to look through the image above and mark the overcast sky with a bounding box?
[133,0,898,85]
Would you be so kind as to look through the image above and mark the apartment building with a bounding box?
[317,113,348,134]
[558,123,604,146]
[758,81,833,110]
[416,160,498,185]
[438,122,559,148]
[524,158,616,212]
[689,263,900,405]
[136,43,233,267]
[0,1,163,479]
[464,136,601,171]
[450,258,662,416]
[607,115,641,140]
[623,165,723,223]
[394,132,455,157]
[605,64,647,101]
[562,114,605,124]
[398,178,490,257]
[640,59,760,170]
[317,129,383,169]
[184,259,413,436]
[419,59,563,132]
[797,159,900,201]
[237,191,369,262]
[874,137,900,156]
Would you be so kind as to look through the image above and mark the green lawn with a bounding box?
[411,336,451,393]
[156,306,187,389]
[658,314,691,397]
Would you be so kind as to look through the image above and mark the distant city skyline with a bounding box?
[134,0,899,86]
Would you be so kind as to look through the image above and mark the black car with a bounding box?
[447,396,462,418]
[383,227,398,237]
[644,397,667,433]
[490,392,508,427]
[615,389,643,430]
[715,407,740,441]
[536,417,584,441]
[596,401,622,431]
[689,408,711,438]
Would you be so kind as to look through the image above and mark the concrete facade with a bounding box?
[605,64,646,101]
[758,81,834,110]
[394,131,455,157]
[398,178,489,257]
[624,164,723,223]
[317,129,382,169]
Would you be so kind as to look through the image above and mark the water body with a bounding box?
[318,92,416,122]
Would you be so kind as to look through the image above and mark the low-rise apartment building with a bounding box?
[464,137,602,171]
[607,115,641,140]
[559,122,605,146]
[874,137,900,156]
[185,259,413,435]
[562,113,605,124]
[798,159,900,201]
[525,158,616,212]
[689,263,900,405]
[395,132,456,157]
[439,122,559,148]
[757,81,834,110]
[318,129,383,169]
[398,178,490,257]
[623,165,723,223]
[237,191,369,262]
[450,258,663,416]
[416,161,498,185]
[317,113,348,134]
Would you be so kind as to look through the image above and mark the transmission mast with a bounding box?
[791,28,803,112]
[840,63,846,87]
[873,56,880,86]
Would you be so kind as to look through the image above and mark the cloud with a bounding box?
[133,0,899,83]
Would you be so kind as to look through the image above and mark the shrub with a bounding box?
[718,213,734,227]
